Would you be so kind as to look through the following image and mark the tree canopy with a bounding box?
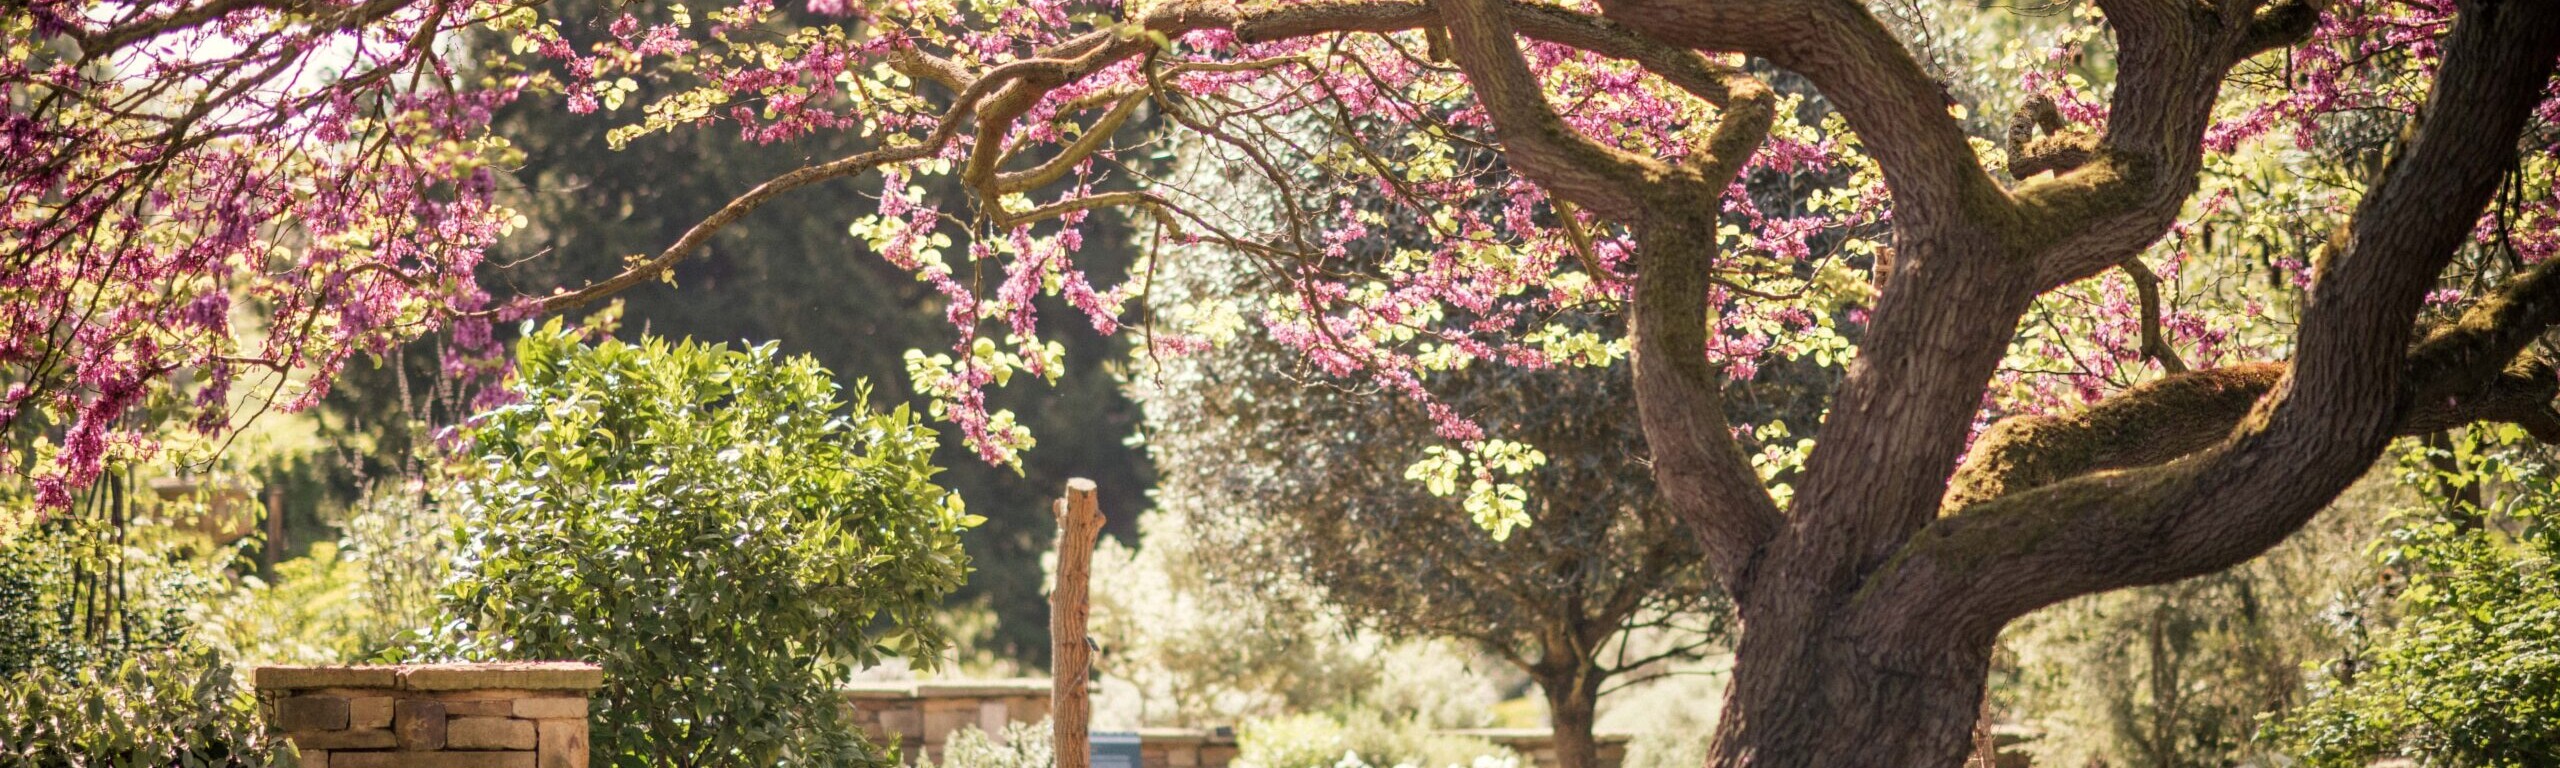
[8,0,2560,763]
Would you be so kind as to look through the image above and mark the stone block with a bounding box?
[439,700,515,717]
[350,697,396,730]
[1168,746,1199,768]
[537,719,589,768]
[283,728,398,750]
[1011,697,1050,724]
[978,701,1008,735]
[922,696,981,713]
[1200,745,1238,768]
[879,708,924,739]
[332,752,537,768]
[401,663,602,692]
[397,699,449,751]
[512,698,588,720]
[448,717,538,750]
[278,695,352,732]
[257,666,400,690]
[292,749,329,768]
[923,706,972,742]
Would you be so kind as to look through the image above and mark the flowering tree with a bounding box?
[10,0,2560,764]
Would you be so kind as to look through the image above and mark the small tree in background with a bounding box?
[1134,248,1728,768]
[436,324,979,768]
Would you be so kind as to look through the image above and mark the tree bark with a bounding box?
[1053,479,1104,768]
[1707,615,1991,768]
[1536,668,1606,768]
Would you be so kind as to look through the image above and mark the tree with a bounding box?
[435,325,978,767]
[11,0,2560,765]
[1133,217,1727,768]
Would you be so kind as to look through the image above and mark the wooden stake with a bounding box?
[1051,478,1103,768]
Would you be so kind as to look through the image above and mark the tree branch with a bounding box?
[1598,0,2008,230]
[505,0,1781,317]
[2017,0,2325,289]
[1435,0,1661,217]
[1859,0,2560,642]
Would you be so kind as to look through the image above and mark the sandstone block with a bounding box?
[511,698,587,719]
[880,709,923,739]
[401,663,601,692]
[283,728,397,750]
[292,749,329,768]
[438,700,515,717]
[448,717,538,750]
[332,752,536,768]
[977,701,1008,735]
[397,699,449,751]
[536,719,589,768]
[1200,745,1238,767]
[257,666,399,690]
[278,696,352,732]
[923,706,971,742]
[349,697,395,730]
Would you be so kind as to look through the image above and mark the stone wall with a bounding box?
[842,681,1625,768]
[254,662,601,768]
[844,679,1054,765]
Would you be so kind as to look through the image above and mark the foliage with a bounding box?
[16,0,2560,761]
[0,648,285,767]
[1130,134,1729,762]
[1234,711,1520,768]
[433,324,978,768]
[473,1,1156,657]
[2271,427,2560,767]
[1993,474,2398,766]
[0,499,282,766]
[927,719,1056,768]
[1087,501,1505,730]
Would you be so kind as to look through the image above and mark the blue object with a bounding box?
[1092,731,1145,768]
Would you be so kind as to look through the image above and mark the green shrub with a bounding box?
[0,516,283,766]
[928,719,1055,768]
[0,649,285,766]
[2269,426,2560,767]
[435,325,979,768]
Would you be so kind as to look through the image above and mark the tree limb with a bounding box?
[1858,0,2560,642]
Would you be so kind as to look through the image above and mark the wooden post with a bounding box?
[1051,478,1103,768]
[263,484,285,577]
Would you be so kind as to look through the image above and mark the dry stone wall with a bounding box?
[255,663,601,768]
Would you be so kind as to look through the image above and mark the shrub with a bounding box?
[0,649,284,766]
[2269,427,2560,767]
[0,515,282,766]
[435,325,979,768]
[928,719,1055,768]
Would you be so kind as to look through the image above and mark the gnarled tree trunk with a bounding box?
[1532,662,1609,768]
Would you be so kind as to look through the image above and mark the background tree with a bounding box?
[435,324,978,767]
[13,0,2560,765]
[1128,149,1733,768]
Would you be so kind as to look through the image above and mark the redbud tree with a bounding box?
[8,0,2560,764]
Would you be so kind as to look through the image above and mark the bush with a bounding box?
[0,515,283,766]
[0,649,285,766]
[435,325,979,768]
[2269,427,2560,767]
[928,719,1055,768]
